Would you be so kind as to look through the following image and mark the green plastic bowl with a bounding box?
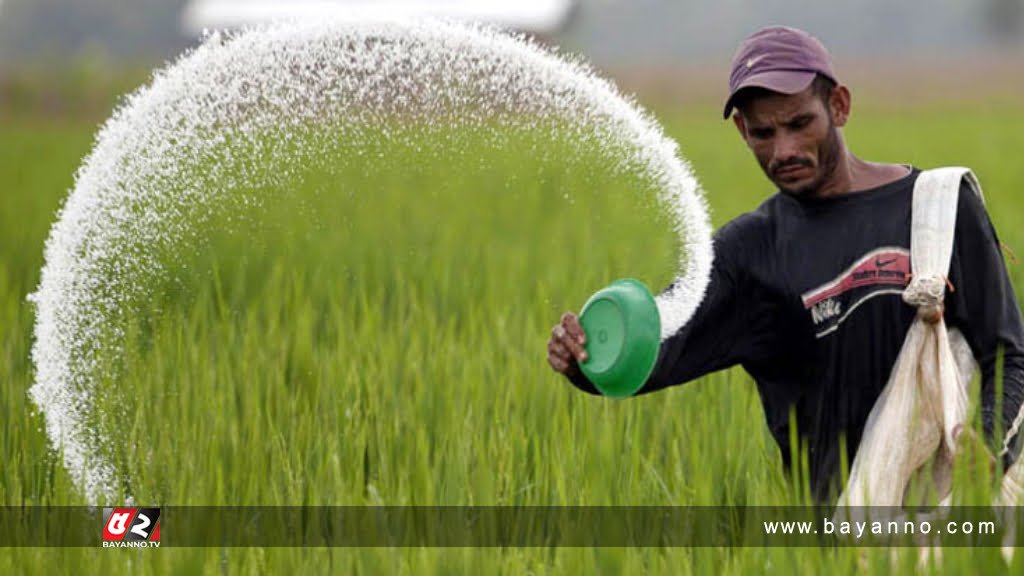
[578,278,661,398]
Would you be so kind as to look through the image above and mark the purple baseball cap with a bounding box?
[722,26,837,119]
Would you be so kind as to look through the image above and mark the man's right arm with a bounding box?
[551,219,767,396]
[635,239,760,395]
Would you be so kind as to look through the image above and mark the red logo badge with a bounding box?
[102,508,161,542]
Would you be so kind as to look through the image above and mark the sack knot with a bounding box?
[903,275,947,324]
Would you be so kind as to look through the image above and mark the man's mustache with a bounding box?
[770,158,814,174]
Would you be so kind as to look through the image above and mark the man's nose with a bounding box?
[773,135,800,163]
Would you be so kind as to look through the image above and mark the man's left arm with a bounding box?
[945,180,1024,472]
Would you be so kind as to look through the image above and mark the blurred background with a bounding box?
[1,0,1022,119]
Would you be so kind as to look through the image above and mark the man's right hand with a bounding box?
[547,312,589,375]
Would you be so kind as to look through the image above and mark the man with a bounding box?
[546,26,1024,503]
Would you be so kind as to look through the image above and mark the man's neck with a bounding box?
[814,154,911,198]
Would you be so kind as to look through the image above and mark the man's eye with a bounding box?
[750,129,773,139]
[790,117,812,129]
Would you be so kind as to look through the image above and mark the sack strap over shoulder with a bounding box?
[903,167,984,321]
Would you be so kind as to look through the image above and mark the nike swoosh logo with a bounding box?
[875,257,898,268]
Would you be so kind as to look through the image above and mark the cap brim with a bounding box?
[722,70,817,119]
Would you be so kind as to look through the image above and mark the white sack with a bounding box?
[834,168,1024,521]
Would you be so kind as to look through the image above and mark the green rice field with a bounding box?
[1,95,1023,573]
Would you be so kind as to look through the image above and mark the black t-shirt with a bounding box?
[569,168,1024,502]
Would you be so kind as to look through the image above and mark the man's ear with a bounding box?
[829,85,851,127]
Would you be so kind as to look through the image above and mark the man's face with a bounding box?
[733,85,846,197]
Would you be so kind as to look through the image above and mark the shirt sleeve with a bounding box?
[944,180,1024,471]
[565,214,771,396]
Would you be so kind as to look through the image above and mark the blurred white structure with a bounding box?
[181,0,579,36]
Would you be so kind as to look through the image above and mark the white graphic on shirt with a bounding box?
[801,246,911,338]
